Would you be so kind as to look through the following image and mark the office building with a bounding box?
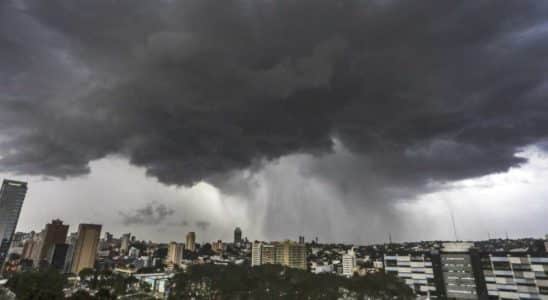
[35,219,69,266]
[342,248,357,277]
[384,253,439,298]
[234,227,242,245]
[0,180,27,266]
[166,242,184,267]
[186,232,196,252]
[482,253,548,299]
[440,243,486,300]
[71,224,102,274]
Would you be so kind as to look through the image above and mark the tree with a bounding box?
[6,269,66,300]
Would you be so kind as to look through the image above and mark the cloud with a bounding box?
[119,202,175,226]
[1,0,548,208]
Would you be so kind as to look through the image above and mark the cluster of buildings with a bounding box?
[1,178,547,300]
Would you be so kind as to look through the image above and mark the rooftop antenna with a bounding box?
[389,232,392,244]
[505,231,509,240]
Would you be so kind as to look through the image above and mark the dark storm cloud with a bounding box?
[119,202,175,225]
[2,0,548,199]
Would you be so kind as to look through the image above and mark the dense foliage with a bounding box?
[168,264,413,300]
[6,269,66,300]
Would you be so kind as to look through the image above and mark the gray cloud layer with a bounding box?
[2,0,548,208]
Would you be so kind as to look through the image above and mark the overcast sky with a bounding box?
[1,0,548,244]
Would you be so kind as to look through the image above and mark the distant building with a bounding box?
[35,219,69,267]
[234,227,242,245]
[120,233,131,255]
[299,236,305,244]
[0,180,27,266]
[128,246,140,258]
[252,240,306,270]
[342,248,356,277]
[186,232,196,252]
[212,240,224,253]
[71,224,102,274]
[166,242,184,267]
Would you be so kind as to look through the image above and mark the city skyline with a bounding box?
[2,0,548,245]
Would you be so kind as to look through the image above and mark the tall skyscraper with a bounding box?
[440,242,486,299]
[186,232,196,252]
[35,219,69,266]
[0,180,27,266]
[234,227,242,245]
[71,224,102,274]
[166,242,184,267]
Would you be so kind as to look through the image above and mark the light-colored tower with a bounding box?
[71,224,102,274]
[0,180,27,266]
[342,248,356,277]
[120,233,131,255]
[166,242,184,266]
[186,232,196,252]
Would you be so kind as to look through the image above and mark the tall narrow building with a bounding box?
[234,227,242,245]
[166,242,184,267]
[0,180,27,266]
[71,224,102,274]
[35,219,69,267]
[186,232,196,252]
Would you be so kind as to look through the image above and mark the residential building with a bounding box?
[252,240,306,270]
[342,248,357,277]
[186,232,196,252]
[35,219,69,267]
[482,253,548,300]
[120,233,131,255]
[71,224,102,274]
[64,232,78,273]
[166,242,184,267]
[384,252,439,298]
[0,180,27,266]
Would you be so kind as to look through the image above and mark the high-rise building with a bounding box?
[47,243,69,271]
[120,233,131,255]
[298,236,305,244]
[166,242,184,267]
[234,227,242,245]
[71,224,102,274]
[212,240,224,253]
[64,232,78,273]
[440,243,486,300]
[252,240,306,270]
[186,232,196,252]
[342,248,357,277]
[0,180,27,266]
[35,219,69,266]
